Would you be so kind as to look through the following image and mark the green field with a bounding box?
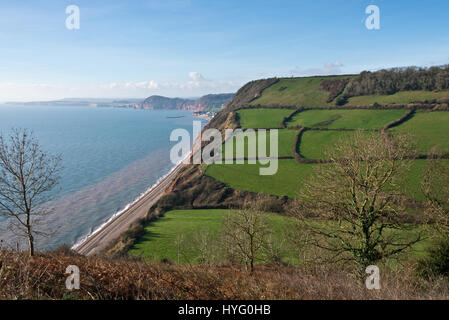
[299,130,353,159]
[208,107,449,201]
[249,76,352,108]
[346,90,449,106]
[246,75,449,109]
[287,109,406,129]
[237,108,293,128]
[392,111,449,153]
[206,160,314,198]
[222,129,298,158]
[130,209,430,264]
[129,209,297,264]
[207,154,429,201]
[130,209,227,263]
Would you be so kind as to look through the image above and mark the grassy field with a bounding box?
[130,209,228,263]
[237,108,293,128]
[208,107,448,201]
[401,160,428,201]
[299,130,353,159]
[206,159,314,198]
[246,75,449,109]
[129,209,431,265]
[129,209,298,264]
[392,111,449,153]
[249,76,352,108]
[221,129,298,158]
[287,109,406,129]
[208,152,429,201]
[346,90,449,106]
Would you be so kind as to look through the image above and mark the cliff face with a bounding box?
[139,93,234,111]
[193,93,235,110]
[140,95,193,110]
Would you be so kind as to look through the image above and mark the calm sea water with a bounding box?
[0,104,204,250]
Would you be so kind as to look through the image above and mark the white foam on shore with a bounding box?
[72,117,206,251]
[71,156,186,250]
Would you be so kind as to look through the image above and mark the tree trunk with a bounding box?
[27,226,34,257]
[250,258,254,275]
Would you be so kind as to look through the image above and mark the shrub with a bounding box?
[320,78,350,102]
[418,238,449,279]
[257,197,286,213]
[335,96,348,106]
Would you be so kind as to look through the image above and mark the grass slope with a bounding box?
[392,111,449,153]
[206,160,314,198]
[237,108,292,128]
[130,209,227,263]
[287,109,406,129]
[222,129,298,158]
[247,75,449,109]
[299,131,353,159]
[209,108,448,201]
[249,76,351,108]
[346,90,449,106]
[130,209,430,265]
[129,209,296,264]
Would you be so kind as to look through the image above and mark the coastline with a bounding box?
[74,116,206,256]
[73,160,185,255]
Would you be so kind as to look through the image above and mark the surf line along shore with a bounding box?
[74,125,204,256]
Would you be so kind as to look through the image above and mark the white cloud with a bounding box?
[130,80,159,89]
[0,73,243,101]
[188,71,205,81]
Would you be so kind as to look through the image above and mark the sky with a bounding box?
[0,0,449,101]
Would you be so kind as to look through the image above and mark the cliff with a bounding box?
[139,93,234,111]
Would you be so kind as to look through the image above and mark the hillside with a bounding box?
[108,65,449,271]
[139,93,234,111]
[249,67,449,108]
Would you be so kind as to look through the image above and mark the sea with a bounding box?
[0,104,205,250]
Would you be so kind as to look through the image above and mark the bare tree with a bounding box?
[291,131,422,274]
[222,201,271,274]
[263,233,286,266]
[422,148,449,236]
[0,129,61,256]
[190,228,220,265]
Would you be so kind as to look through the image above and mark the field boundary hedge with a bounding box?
[222,156,294,161]
[281,108,304,128]
[293,127,328,164]
[381,108,416,131]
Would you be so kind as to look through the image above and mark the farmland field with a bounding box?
[129,209,430,264]
[392,111,449,153]
[249,76,353,108]
[299,130,353,159]
[129,209,298,264]
[237,108,293,128]
[247,75,449,109]
[287,109,406,129]
[346,90,449,106]
[221,129,298,158]
[206,159,314,198]
[207,106,449,202]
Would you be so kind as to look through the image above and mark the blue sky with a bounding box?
[1,0,448,101]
